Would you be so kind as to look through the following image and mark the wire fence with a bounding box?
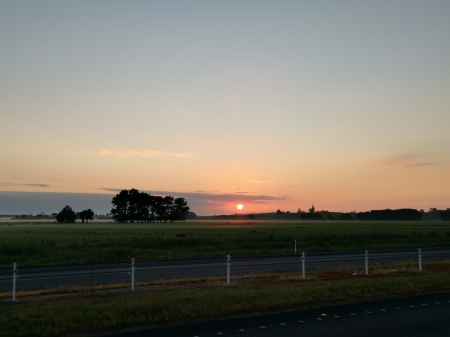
[1,246,450,301]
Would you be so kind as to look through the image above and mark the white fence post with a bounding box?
[302,252,306,279]
[12,262,16,302]
[227,254,231,285]
[365,250,369,275]
[295,239,297,254]
[131,258,135,291]
[418,248,422,272]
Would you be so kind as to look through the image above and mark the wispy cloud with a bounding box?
[170,152,193,158]
[99,188,287,204]
[252,180,273,184]
[98,149,159,158]
[98,149,192,159]
[379,153,434,169]
[4,183,50,187]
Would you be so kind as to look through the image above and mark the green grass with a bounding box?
[1,262,450,337]
[0,219,449,267]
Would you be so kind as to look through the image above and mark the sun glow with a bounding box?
[237,204,244,210]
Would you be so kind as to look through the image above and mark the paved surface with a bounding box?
[107,292,450,337]
[0,247,449,292]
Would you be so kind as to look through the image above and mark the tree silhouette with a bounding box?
[110,189,191,223]
[111,190,129,223]
[56,205,77,223]
[309,205,316,213]
[439,209,450,221]
[79,209,94,223]
[171,197,190,222]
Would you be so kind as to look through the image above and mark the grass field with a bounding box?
[0,219,449,267]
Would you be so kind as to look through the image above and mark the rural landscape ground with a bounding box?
[1,218,450,336]
[1,219,449,267]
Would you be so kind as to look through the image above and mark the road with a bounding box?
[0,247,449,292]
[107,292,450,337]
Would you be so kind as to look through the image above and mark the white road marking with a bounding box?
[316,318,322,320]
[435,302,440,304]
[422,304,427,306]
[335,316,340,318]
[351,313,356,316]
[409,305,414,308]
[366,311,371,314]
[239,329,245,332]
[395,307,401,310]
[280,323,285,326]
[381,309,386,312]
[299,320,304,323]
[217,333,223,335]
[260,326,265,329]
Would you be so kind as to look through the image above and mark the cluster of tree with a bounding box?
[440,209,450,221]
[215,214,255,219]
[355,209,422,221]
[326,213,355,220]
[111,189,190,223]
[56,206,95,223]
[76,209,94,223]
[56,206,77,223]
[299,205,323,220]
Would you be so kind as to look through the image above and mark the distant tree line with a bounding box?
[111,188,190,223]
[355,209,422,221]
[438,209,450,221]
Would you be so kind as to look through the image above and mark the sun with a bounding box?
[237,204,244,210]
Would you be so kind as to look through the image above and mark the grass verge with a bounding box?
[1,261,450,336]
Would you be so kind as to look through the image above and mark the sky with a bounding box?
[1,0,450,215]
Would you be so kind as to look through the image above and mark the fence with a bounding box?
[1,246,450,301]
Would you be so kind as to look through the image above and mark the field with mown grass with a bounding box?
[0,219,449,267]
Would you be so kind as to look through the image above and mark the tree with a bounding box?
[162,196,175,222]
[171,197,190,222]
[186,212,197,219]
[309,205,316,213]
[153,196,165,222]
[56,205,76,223]
[429,207,438,213]
[276,209,283,215]
[51,213,58,218]
[79,209,94,223]
[439,209,450,221]
[111,190,129,223]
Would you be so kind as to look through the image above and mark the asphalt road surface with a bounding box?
[107,292,450,337]
[0,247,449,292]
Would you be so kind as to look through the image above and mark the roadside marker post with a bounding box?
[365,250,369,275]
[131,258,135,291]
[12,262,16,301]
[302,252,306,279]
[227,255,231,285]
[418,248,422,272]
